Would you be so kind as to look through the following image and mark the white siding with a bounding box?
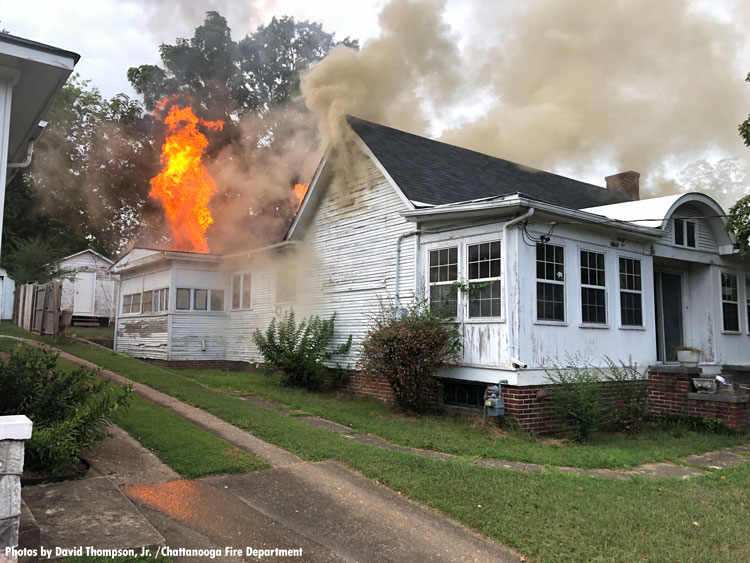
[224,159,415,365]
[117,315,169,359]
[662,203,721,253]
[170,313,227,360]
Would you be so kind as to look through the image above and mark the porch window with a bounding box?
[536,243,565,321]
[674,219,697,248]
[122,293,141,315]
[142,290,153,313]
[276,266,297,303]
[467,241,501,318]
[429,247,458,317]
[153,288,169,312]
[619,257,642,326]
[176,288,190,310]
[211,290,224,312]
[194,289,208,311]
[580,250,606,324]
[721,273,739,332]
[232,274,252,310]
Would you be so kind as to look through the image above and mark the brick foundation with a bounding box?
[648,367,750,430]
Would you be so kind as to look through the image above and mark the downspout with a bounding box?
[112,277,121,352]
[503,208,535,368]
[7,138,36,169]
[395,231,420,311]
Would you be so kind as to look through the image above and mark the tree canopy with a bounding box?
[725,72,750,254]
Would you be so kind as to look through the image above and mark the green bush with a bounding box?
[0,344,131,474]
[252,310,353,389]
[545,359,602,442]
[359,301,461,414]
[600,356,650,432]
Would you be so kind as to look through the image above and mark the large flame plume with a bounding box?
[150,99,224,253]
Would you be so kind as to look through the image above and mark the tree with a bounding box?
[726,73,750,253]
[2,76,159,265]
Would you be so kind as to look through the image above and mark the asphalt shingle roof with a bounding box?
[347,116,633,209]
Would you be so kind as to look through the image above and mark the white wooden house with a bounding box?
[112,116,750,415]
[58,249,118,325]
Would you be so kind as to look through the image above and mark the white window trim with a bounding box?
[674,218,698,249]
[535,242,566,324]
[121,292,142,316]
[175,288,191,311]
[618,255,644,328]
[465,239,504,322]
[720,271,741,334]
[579,248,608,326]
[427,245,460,320]
[231,272,253,310]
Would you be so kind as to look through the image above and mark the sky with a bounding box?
[3,0,749,204]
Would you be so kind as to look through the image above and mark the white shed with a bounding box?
[58,249,117,325]
[0,267,15,320]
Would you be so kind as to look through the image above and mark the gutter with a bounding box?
[503,208,535,368]
[7,138,36,169]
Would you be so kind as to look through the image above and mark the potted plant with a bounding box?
[674,346,701,367]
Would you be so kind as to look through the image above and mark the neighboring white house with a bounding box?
[0,267,15,320]
[58,249,118,325]
[111,116,750,408]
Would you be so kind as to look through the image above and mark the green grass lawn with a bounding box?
[60,325,115,341]
[0,337,268,478]
[3,323,750,562]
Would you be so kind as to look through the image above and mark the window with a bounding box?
[580,250,606,324]
[211,290,224,312]
[722,273,739,332]
[619,257,643,326]
[442,380,486,408]
[153,288,169,312]
[674,219,697,248]
[142,290,153,313]
[232,274,252,310]
[176,288,190,310]
[194,289,208,311]
[536,243,565,321]
[121,293,133,314]
[467,242,502,318]
[429,247,458,317]
[130,293,141,314]
[242,274,252,308]
[232,275,241,309]
[276,266,297,303]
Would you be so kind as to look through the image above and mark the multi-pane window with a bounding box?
[580,250,606,324]
[721,273,739,332]
[176,288,190,310]
[467,241,502,318]
[194,289,208,311]
[276,266,297,303]
[746,278,750,332]
[442,380,486,408]
[153,288,169,312]
[536,243,565,321]
[122,293,141,315]
[142,290,153,313]
[211,290,225,312]
[429,247,458,317]
[232,274,252,309]
[619,257,643,326]
[674,219,697,248]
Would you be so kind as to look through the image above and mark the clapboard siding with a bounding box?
[117,315,168,359]
[169,313,227,360]
[663,203,719,252]
[224,159,415,365]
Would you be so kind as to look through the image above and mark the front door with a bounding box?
[655,272,683,362]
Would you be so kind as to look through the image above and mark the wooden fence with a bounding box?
[13,282,62,336]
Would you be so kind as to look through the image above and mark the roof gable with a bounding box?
[347,116,632,210]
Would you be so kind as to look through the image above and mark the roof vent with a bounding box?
[605,171,640,201]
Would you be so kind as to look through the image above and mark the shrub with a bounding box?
[545,358,602,442]
[359,301,461,414]
[0,344,131,474]
[252,310,353,389]
[599,356,650,432]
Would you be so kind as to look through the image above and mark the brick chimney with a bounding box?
[605,171,640,201]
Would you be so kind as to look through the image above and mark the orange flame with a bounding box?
[292,183,309,210]
[150,99,223,253]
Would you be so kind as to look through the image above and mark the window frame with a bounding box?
[674,218,697,249]
[579,249,607,326]
[194,289,208,311]
[746,277,750,334]
[721,272,740,334]
[231,273,252,310]
[618,256,644,328]
[175,288,191,311]
[466,240,502,320]
[152,288,169,312]
[535,242,566,323]
[428,246,459,319]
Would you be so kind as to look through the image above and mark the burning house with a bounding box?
[112,115,750,431]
